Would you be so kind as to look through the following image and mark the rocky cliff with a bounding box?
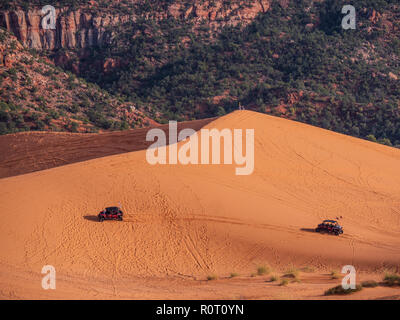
[0,0,270,51]
[0,8,127,50]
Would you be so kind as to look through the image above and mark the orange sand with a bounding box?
[0,111,399,299]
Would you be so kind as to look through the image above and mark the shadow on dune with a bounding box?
[300,228,316,233]
[84,215,100,222]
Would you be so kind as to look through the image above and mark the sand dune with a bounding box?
[0,118,214,179]
[0,110,399,299]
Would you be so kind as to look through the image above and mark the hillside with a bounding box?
[0,111,399,299]
[85,0,398,145]
[0,0,399,146]
[0,28,155,134]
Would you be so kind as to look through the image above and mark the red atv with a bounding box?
[98,207,123,222]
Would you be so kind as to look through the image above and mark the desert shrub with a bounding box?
[70,121,79,133]
[69,104,80,114]
[49,110,60,119]
[0,122,8,134]
[269,275,278,282]
[284,268,300,279]
[383,273,400,286]
[366,134,377,142]
[30,112,40,122]
[280,279,289,286]
[325,284,362,296]
[36,120,46,130]
[300,266,315,273]
[257,265,271,276]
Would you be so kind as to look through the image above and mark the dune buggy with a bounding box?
[98,207,123,222]
[315,220,343,236]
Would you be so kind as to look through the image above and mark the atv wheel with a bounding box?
[118,216,123,221]
[99,217,104,222]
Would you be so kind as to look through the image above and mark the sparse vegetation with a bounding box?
[269,275,279,282]
[206,274,218,281]
[284,268,300,280]
[300,266,315,273]
[230,272,239,278]
[281,267,301,283]
[383,273,400,286]
[280,279,289,286]
[257,265,271,276]
[330,271,340,279]
[324,284,362,296]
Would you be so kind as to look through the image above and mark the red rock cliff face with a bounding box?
[0,0,270,50]
[0,8,130,50]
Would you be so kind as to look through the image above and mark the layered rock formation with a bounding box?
[0,0,270,51]
[0,8,128,50]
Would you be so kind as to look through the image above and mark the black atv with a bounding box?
[98,207,123,222]
[315,220,343,236]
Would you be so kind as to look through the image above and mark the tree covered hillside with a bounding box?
[73,0,399,147]
[0,0,399,147]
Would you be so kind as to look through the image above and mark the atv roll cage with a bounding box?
[98,206,124,222]
[315,220,343,236]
